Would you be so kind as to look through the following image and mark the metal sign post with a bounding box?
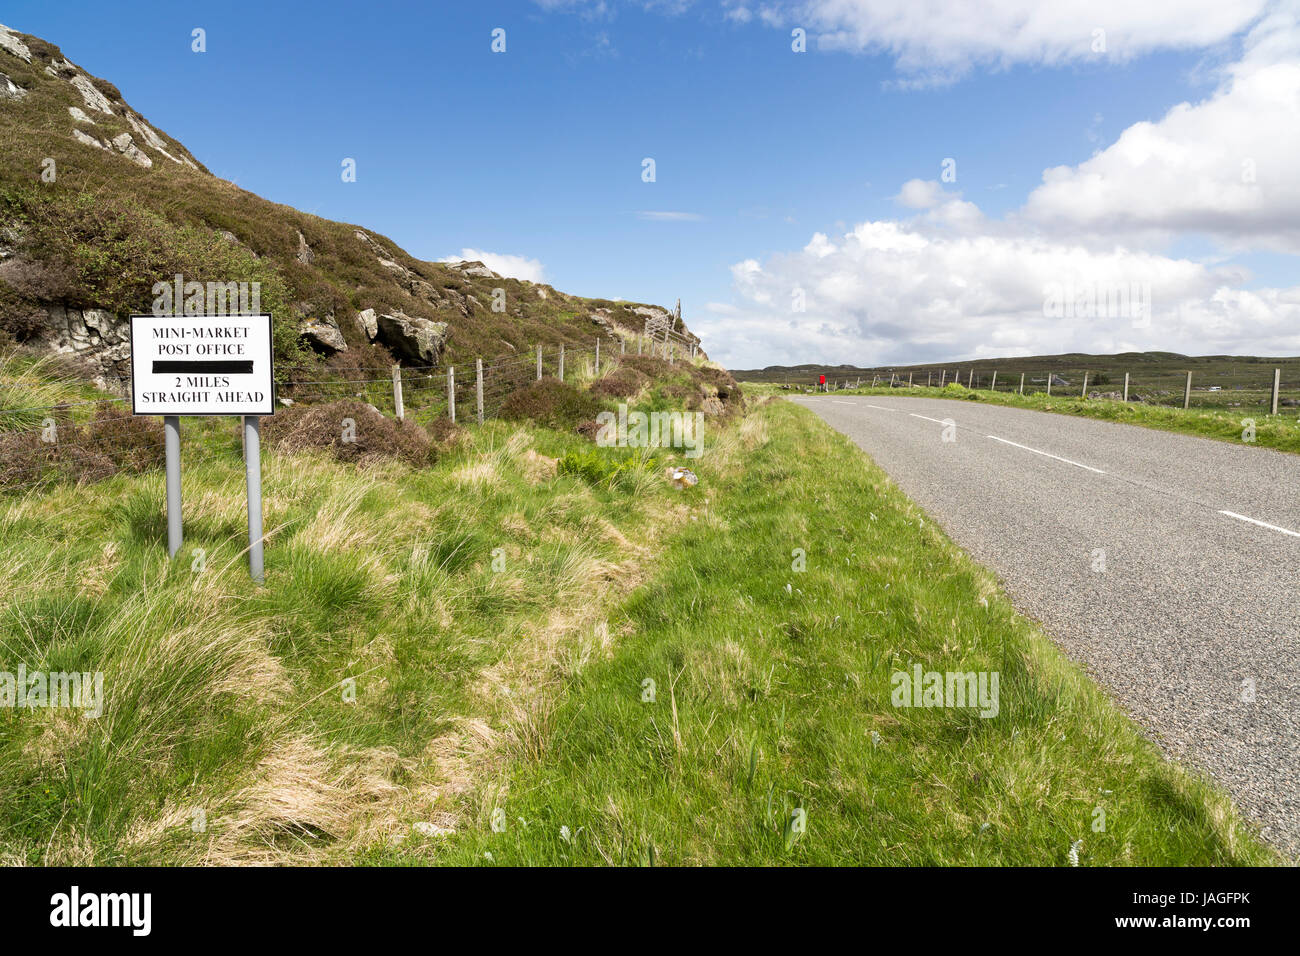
[164,415,182,557]
[130,313,274,583]
[244,415,264,584]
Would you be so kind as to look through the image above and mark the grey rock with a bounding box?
[0,71,25,100]
[67,105,94,123]
[376,311,448,365]
[0,23,31,62]
[355,308,378,340]
[298,314,346,352]
[72,128,108,151]
[38,305,130,391]
[111,132,153,168]
[296,230,314,266]
[69,74,114,115]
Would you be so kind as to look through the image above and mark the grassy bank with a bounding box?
[747,381,1300,456]
[380,399,1276,866]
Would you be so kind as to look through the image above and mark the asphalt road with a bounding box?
[792,393,1300,856]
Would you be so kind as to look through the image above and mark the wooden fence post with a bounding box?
[392,365,405,421]
[447,367,455,423]
[1046,373,1052,396]
[1123,372,1130,403]
[559,345,565,381]
[990,370,997,391]
[1271,368,1281,415]
[908,372,913,387]
[1183,370,1192,410]
[968,369,974,388]
[1018,372,1024,395]
[476,358,484,425]
[940,370,946,387]
[1081,372,1089,399]
[537,345,543,381]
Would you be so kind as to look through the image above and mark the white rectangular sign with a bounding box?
[129,314,275,416]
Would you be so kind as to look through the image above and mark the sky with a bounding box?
[4,0,1298,368]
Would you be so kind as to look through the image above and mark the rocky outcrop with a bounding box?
[299,314,346,353]
[72,128,108,151]
[67,105,93,123]
[296,230,314,266]
[0,24,31,63]
[69,73,113,114]
[376,311,448,365]
[355,308,377,340]
[38,305,130,390]
[110,132,152,168]
[0,71,25,99]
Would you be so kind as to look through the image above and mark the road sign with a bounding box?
[129,313,274,416]
[128,313,274,583]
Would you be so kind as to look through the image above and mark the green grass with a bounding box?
[0,367,1277,865]
[371,399,1277,866]
[757,381,1300,456]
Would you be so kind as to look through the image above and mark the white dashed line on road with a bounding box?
[985,435,1107,474]
[909,413,953,425]
[864,404,897,411]
[1218,510,1300,539]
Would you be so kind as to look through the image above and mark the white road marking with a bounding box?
[909,413,953,425]
[986,435,1107,474]
[1218,510,1300,539]
[864,404,897,411]
[832,400,855,405]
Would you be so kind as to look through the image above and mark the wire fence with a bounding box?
[0,334,668,498]
[791,364,1300,415]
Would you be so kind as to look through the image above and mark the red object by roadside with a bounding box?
[818,374,826,385]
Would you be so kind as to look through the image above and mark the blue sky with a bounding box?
[5,1,1298,367]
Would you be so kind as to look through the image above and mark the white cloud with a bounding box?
[699,211,1300,368]
[1021,6,1300,252]
[439,248,546,283]
[790,0,1270,82]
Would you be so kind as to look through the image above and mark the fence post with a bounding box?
[1080,372,1088,399]
[476,358,484,425]
[1046,373,1052,396]
[637,337,642,356]
[940,370,946,387]
[890,372,897,387]
[595,338,600,375]
[537,345,543,381]
[1123,372,1130,403]
[447,366,455,423]
[392,365,405,421]
[1183,370,1192,410]
[991,370,997,391]
[1271,368,1281,415]
[559,345,565,381]
[968,369,974,388]
[908,372,913,388]
[1018,372,1024,395]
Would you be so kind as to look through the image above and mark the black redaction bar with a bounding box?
[152,360,254,375]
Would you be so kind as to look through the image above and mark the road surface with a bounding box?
[793,393,1299,855]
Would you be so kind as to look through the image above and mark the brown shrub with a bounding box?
[617,355,674,379]
[499,379,600,431]
[575,419,601,441]
[424,415,464,452]
[588,367,648,399]
[262,400,433,467]
[0,405,161,492]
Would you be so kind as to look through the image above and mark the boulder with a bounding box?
[296,230,314,266]
[111,132,152,168]
[69,74,114,115]
[72,128,108,151]
[0,71,25,100]
[355,308,378,340]
[376,311,448,364]
[0,23,32,62]
[67,105,94,123]
[299,314,347,353]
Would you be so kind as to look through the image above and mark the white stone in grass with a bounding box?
[68,106,94,124]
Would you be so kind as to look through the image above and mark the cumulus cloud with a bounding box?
[703,216,1300,368]
[438,248,546,283]
[1021,7,1300,252]
[790,0,1269,82]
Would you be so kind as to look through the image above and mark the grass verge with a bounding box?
[746,382,1300,456]
[396,398,1278,866]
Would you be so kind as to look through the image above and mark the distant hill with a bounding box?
[0,23,702,392]
[734,351,1300,394]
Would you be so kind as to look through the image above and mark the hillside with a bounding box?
[0,22,702,392]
